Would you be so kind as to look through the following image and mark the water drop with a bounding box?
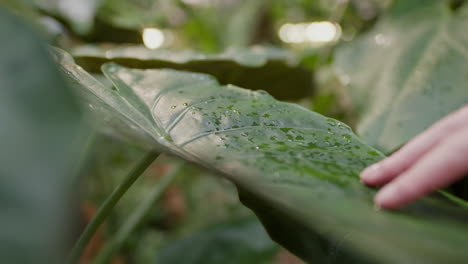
[326,118,337,126]
[159,135,173,142]
[374,33,391,46]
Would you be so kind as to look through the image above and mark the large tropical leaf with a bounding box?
[54,51,468,263]
[0,9,84,264]
[72,45,313,100]
[51,47,156,147]
[335,0,468,153]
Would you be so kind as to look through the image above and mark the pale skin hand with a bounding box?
[360,105,468,209]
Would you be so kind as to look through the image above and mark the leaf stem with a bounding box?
[67,151,160,264]
[438,190,468,209]
[92,162,181,264]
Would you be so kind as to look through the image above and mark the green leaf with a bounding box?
[0,0,40,22]
[335,0,468,153]
[0,8,84,263]
[72,45,313,100]
[156,218,278,264]
[222,0,264,48]
[55,55,468,263]
[96,0,163,30]
[32,0,99,34]
[50,47,157,148]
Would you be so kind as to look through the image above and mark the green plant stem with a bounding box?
[438,190,468,209]
[92,162,181,264]
[67,151,160,264]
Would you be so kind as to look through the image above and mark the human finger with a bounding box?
[361,105,468,186]
[374,126,468,209]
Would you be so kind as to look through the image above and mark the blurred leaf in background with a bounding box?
[32,0,101,34]
[0,7,85,264]
[335,0,468,153]
[156,217,278,264]
[72,45,314,100]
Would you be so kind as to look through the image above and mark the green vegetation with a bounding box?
[1,0,468,263]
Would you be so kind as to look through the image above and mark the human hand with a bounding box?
[360,105,468,209]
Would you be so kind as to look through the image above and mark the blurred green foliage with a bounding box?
[0,1,391,263]
[335,0,468,153]
[3,0,468,264]
[0,7,85,264]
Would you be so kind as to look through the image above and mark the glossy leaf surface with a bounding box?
[51,47,157,148]
[73,45,313,100]
[55,53,468,263]
[335,0,468,153]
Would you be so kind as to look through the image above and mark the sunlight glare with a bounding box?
[279,21,341,45]
[142,28,165,49]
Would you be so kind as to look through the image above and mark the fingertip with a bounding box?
[374,185,404,209]
[360,163,382,185]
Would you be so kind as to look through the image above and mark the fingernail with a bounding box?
[360,163,381,182]
[375,185,397,207]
